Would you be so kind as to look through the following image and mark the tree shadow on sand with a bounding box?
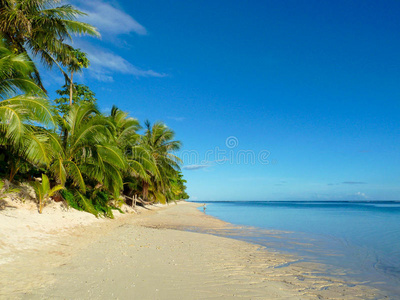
[0,199,17,211]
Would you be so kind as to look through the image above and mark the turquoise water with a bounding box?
[197,201,400,297]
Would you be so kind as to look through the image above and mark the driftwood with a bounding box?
[125,195,152,207]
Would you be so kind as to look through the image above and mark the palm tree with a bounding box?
[0,0,100,89]
[107,106,157,201]
[0,98,56,182]
[108,106,140,150]
[0,39,56,181]
[140,121,182,203]
[51,103,127,198]
[0,39,44,98]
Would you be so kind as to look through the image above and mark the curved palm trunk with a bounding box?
[142,180,149,201]
[9,159,20,183]
[10,40,48,93]
[64,71,74,148]
[69,71,74,106]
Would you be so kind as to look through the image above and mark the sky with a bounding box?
[44,0,400,201]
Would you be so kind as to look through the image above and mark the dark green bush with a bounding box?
[92,191,114,218]
[60,188,118,218]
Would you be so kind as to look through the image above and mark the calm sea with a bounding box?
[196,201,400,297]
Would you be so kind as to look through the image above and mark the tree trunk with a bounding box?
[9,159,20,183]
[142,181,149,201]
[69,71,74,106]
[62,126,68,150]
[132,194,137,207]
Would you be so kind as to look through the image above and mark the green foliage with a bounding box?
[60,188,114,218]
[60,189,96,215]
[0,40,56,182]
[31,173,64,213]
[0,96,57,182]
[59,189,76,207]
[0,0,100,88]
[51,103,127,197]
[180,191,190,200]
[0,38,45,98]
[0,4,189,217]
[54,83,96,114]
[92,190,114,219]
[138,121,184,203]
[68,49,90,73]
[73,191,99,217]
[171,172,189,200]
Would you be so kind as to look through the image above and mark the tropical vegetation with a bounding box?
[0,0,189,216]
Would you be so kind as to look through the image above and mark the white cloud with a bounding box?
[75,0,147,36]
[88,48,166,80]
[75,42,166,81]
[66,2,165,82]
[183,165,209,171]
[167,116,186,122]
[90,71,114,82]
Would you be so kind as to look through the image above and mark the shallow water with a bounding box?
[197,201,400,297]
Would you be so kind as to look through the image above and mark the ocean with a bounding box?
[196,201,400,297]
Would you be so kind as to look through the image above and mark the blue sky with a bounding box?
[45,0,400,200]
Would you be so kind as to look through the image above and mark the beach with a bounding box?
[0,201,385,299]
[0,1,397,299]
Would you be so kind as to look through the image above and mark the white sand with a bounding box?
[0,199,385,299]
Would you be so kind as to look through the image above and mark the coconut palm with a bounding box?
[0,43,54,143]
[106,106,157,200]
[0,39,44,98]
[0,38,53,146]
[0,99,56,181]
[0,0,100,88]
[140,121,182,203]
[108,106,140,150]
[0,39,56,181]
[51,103,127,198]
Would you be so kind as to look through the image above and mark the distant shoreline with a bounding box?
[0,201,385,299]
[191,200,400,203]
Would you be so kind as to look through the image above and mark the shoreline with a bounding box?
[0,201,386,299]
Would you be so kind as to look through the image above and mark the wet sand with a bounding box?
[0,202,386,299]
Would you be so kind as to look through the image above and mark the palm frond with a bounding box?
[2,95,57,128]
[51,157,66,185]
[62,20,100,37]
[64,160,86,193]
[23,130,52,165]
